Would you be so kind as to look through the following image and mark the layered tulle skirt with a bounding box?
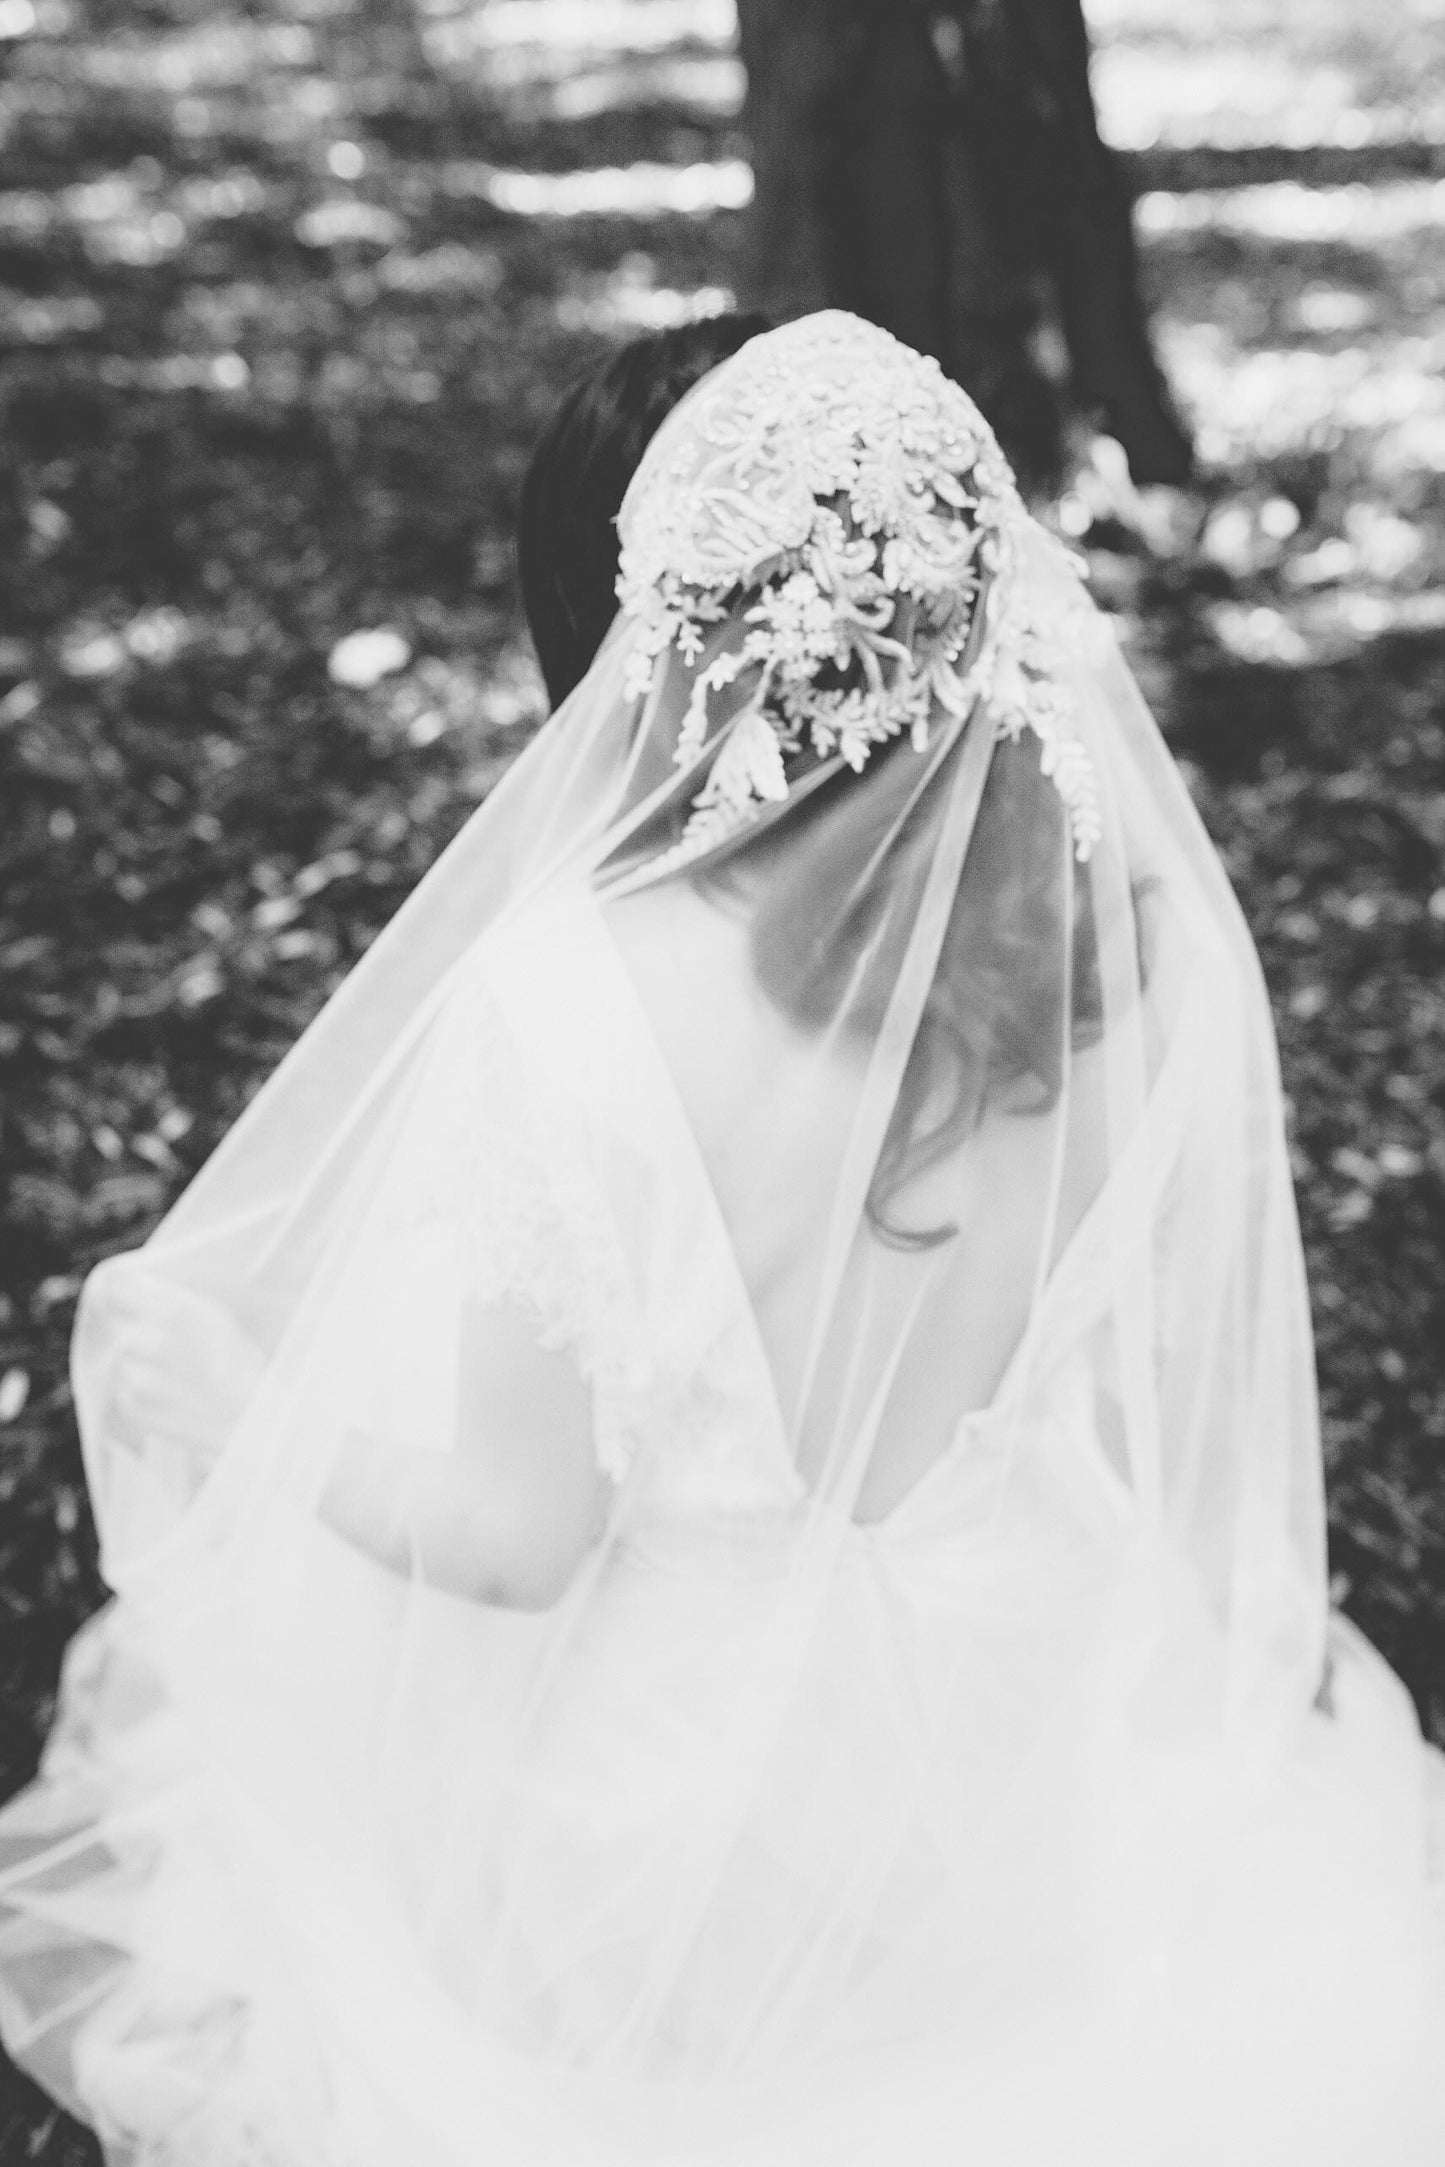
[2,1510,1443,2166]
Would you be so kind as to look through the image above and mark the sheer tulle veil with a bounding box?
[2,311,1440,2165]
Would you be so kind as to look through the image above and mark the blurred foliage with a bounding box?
[1,0,1444,2155]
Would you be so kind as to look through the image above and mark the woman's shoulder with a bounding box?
[460,876,753,1181]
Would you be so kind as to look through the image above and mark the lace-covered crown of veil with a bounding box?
[614,311,1102,869]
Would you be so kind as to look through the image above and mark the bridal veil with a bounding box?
[1,311,1440,2164]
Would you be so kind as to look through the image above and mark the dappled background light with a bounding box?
[0,29,1443,2160]
[5,0,1440,701]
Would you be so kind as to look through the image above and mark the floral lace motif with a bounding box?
[393,957,651,1482]
[615,312,1101,867]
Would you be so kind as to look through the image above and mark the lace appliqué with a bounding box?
[393,956,650,1484]
[967,531,1104,860]
[605,1321,798,1520]
[614,311,1101,867]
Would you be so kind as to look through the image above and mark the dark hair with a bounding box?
[518,315,772,708]
[522,319,1132,1251]
[729,727,1110,1248]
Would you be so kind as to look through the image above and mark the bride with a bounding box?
[1,312,1441,2165]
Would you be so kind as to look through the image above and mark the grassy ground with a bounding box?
[1,0,1444,2155]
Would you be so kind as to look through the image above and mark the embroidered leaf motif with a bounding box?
[615,313,1100,864]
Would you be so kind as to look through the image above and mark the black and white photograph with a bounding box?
[1,1,1443,2161]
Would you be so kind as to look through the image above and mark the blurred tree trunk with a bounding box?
[734,0,1192,488]
[311,0,445,132]
[953,0,1193,484]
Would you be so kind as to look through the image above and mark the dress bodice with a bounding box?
[412,880,1135,1566]
[415,882,800,1522]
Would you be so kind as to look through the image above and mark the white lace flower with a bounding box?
[615,311,1099,866]
[747,571,842,683]
[836,691,892,772]
[717,707,790,807]
[793,406,863,500]
[851,429,920,535]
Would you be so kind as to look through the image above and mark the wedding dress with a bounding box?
[1,313,1441,2165]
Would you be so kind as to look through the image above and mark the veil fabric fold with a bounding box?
[1,312,1441,2165]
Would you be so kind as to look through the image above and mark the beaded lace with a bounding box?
[616,312,1102,866]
